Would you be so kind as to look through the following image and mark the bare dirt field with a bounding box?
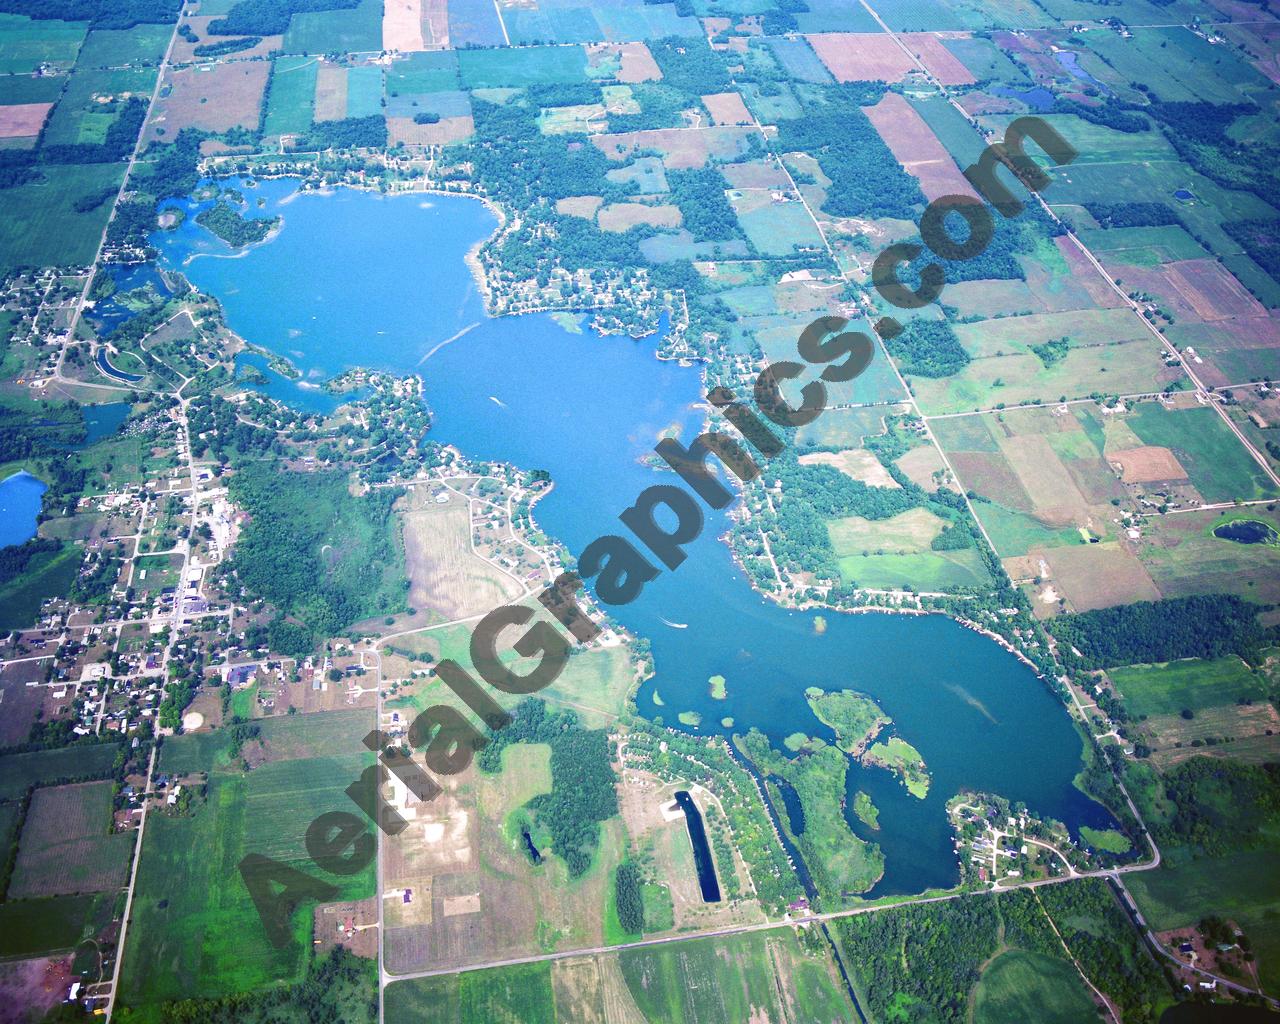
[805,33,914,82]
[314,62,347,121]
[315,898,379,958]
[1163,259,1267,321]
[1109,445,1188,483]
[0,102,52,138]
[863,91,977,202]
[556,195,603,218]
[895,444,949,490]
[401,494,524,624]
[388,114,473,145]
[0,957,72,1024]
[948,450,1034,511]
[998,434,1089,525]
[597,202,681,232]
[901,32,976,85]
[701,91,752,125]
[591,126,752,169]
[587,42,661,83]
[147,62,269,141]
[384,0,426,51]
[799,448,899,487]
[1035,541,1161,611]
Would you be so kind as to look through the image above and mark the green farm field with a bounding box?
[0,891,116,959]
[384,962,554,1024]
[0,542,80,631]
[0,12,84,74]
[459,46,589,89]
[0,743,120,801]
[1127,844,1280,995]
[972,949,1096,1024]
[262,56,318,137]
[1126,404,1277,502]
[283,0,381,54]
[1108,655,1266,718]
[118,713,374,1016]
[837,549,991,591]
[9,781,132,898]
[0,163,126,277]
[75,24,171,68]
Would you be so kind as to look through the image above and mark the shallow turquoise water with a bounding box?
[154,182,1116,895]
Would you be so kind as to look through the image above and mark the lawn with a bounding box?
[972,949,1096,1024]
[1108,655,1266,719]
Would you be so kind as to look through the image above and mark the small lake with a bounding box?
[152,181,1118,896]
[1213,519,1278,545]
[674,791,721,903]
[1055,50,1111,93]
[81,402,130,446]
[0,471,47,548]
[990,84,1055,113]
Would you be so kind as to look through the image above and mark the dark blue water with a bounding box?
[675,790,721,903]
[0,471,47,548]
[95,348,143,383]
[152,182,1116,896]
[81,402,130,445]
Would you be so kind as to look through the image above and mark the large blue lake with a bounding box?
[153,180,1115,896]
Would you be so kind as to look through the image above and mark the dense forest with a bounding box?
[885,319,970,378]
[195,200,280,248]
[667,168,743,243]
[0,0,178,27]
[647,35,732,95]
[1037,880,1173,1024]
[227,464,406,653]
[1048,594,1273,669]
[477,699,617,878]
[208,0,357,36]
[1151,756,1280,855]
[774,84,924,220]
[296,116,387,151]
[1224,219,1280,282]
[1084,201,1180,229]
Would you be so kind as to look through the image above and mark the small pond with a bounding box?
[1212,520,1278,545]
